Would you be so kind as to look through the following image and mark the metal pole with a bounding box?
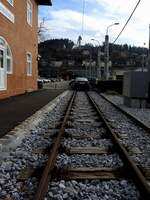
[97,46,101,79]
[91,39,101,80]
[104,23,119,80]
[148,24,150,71]
[86,64,87,78]
[90,51,92,79]
[142,55,144,72]
[142,47,144,72]
[105,34,109,80]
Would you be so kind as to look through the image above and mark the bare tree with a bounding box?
[38,18,48,43]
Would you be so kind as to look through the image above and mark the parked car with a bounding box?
[38,77,51,84]
[37,79,43,89]
[71,77,90,90]
[43,78,51,83]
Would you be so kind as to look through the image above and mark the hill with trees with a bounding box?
[38,39,148,78]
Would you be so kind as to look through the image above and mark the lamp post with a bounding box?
[105,23,119,80]
[91,39,101,80]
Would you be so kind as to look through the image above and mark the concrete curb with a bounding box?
[0,90,69,153]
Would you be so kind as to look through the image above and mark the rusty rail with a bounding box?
[87,92,150,200]
[34,91,76,200]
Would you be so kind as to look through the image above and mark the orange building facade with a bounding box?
[0,0,51,99]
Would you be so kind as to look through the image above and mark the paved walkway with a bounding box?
[0,89,65,137]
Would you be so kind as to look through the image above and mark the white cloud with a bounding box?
[41,9,119,44]
[95,0,137,15]
[39,0,150,47]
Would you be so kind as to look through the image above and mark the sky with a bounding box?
[39,0,150,47]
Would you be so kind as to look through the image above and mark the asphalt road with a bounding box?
[0,89,65,138]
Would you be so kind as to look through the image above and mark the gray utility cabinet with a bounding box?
[123,71,150,98]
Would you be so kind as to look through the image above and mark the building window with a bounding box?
[0,38,5,47]
[27,53,32,76]
[0,2,15,23]
[0,50,4,69]
[27,0,32,26]
[6,46,12,73]
[7,0,14,6]
[0,37,13,74]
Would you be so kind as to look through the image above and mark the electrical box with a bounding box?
[123,71,150,98]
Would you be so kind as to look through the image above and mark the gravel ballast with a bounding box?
[47,179,140,200]
[56,153,123,168]
[62,138,112,148]
[65,127,106,138]
[102,93,150,128]
[0,91,72,200]
[89,92,150,168]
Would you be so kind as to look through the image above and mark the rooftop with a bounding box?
[37,0,52,5]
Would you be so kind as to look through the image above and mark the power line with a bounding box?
[81,0,85,37]
[113,0,142,44]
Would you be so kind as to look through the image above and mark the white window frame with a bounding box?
[6,46,13,74]
[0,36,13,74]
[26,52,32,76]
[27,0,32,26]
[7,0,14,6]
[0,2,15,23]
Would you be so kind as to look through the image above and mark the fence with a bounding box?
[43,81,70,90]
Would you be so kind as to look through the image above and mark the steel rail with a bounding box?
[100,93,150,133]
[34,91,76,200]
[87,92,150,200]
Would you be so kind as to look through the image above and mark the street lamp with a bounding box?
[106,23,119,35]
[91,39,101,80]
[105,22,119,80]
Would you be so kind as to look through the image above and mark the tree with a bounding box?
[39,39,74,50]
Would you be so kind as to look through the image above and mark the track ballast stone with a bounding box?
[47,179,140,200]
[0,92,72,200]
[56,153,123,168]
[89,92,150,168]
[102,93,150,128]
[62,138,112,148]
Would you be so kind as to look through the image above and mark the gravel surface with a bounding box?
[56,153,123,168]
[65,128,106,138]
[102,93,150,128]
[47,179,140,200]
[62,138,112,148]
[69,121,102,128]
[89,92,150,168]
[0,92,72,200]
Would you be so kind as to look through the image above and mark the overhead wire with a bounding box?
[81,0,86,37]
[113,0,142,44]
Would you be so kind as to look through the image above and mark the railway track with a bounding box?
[90,92,150,170]
[32,91,150,200]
